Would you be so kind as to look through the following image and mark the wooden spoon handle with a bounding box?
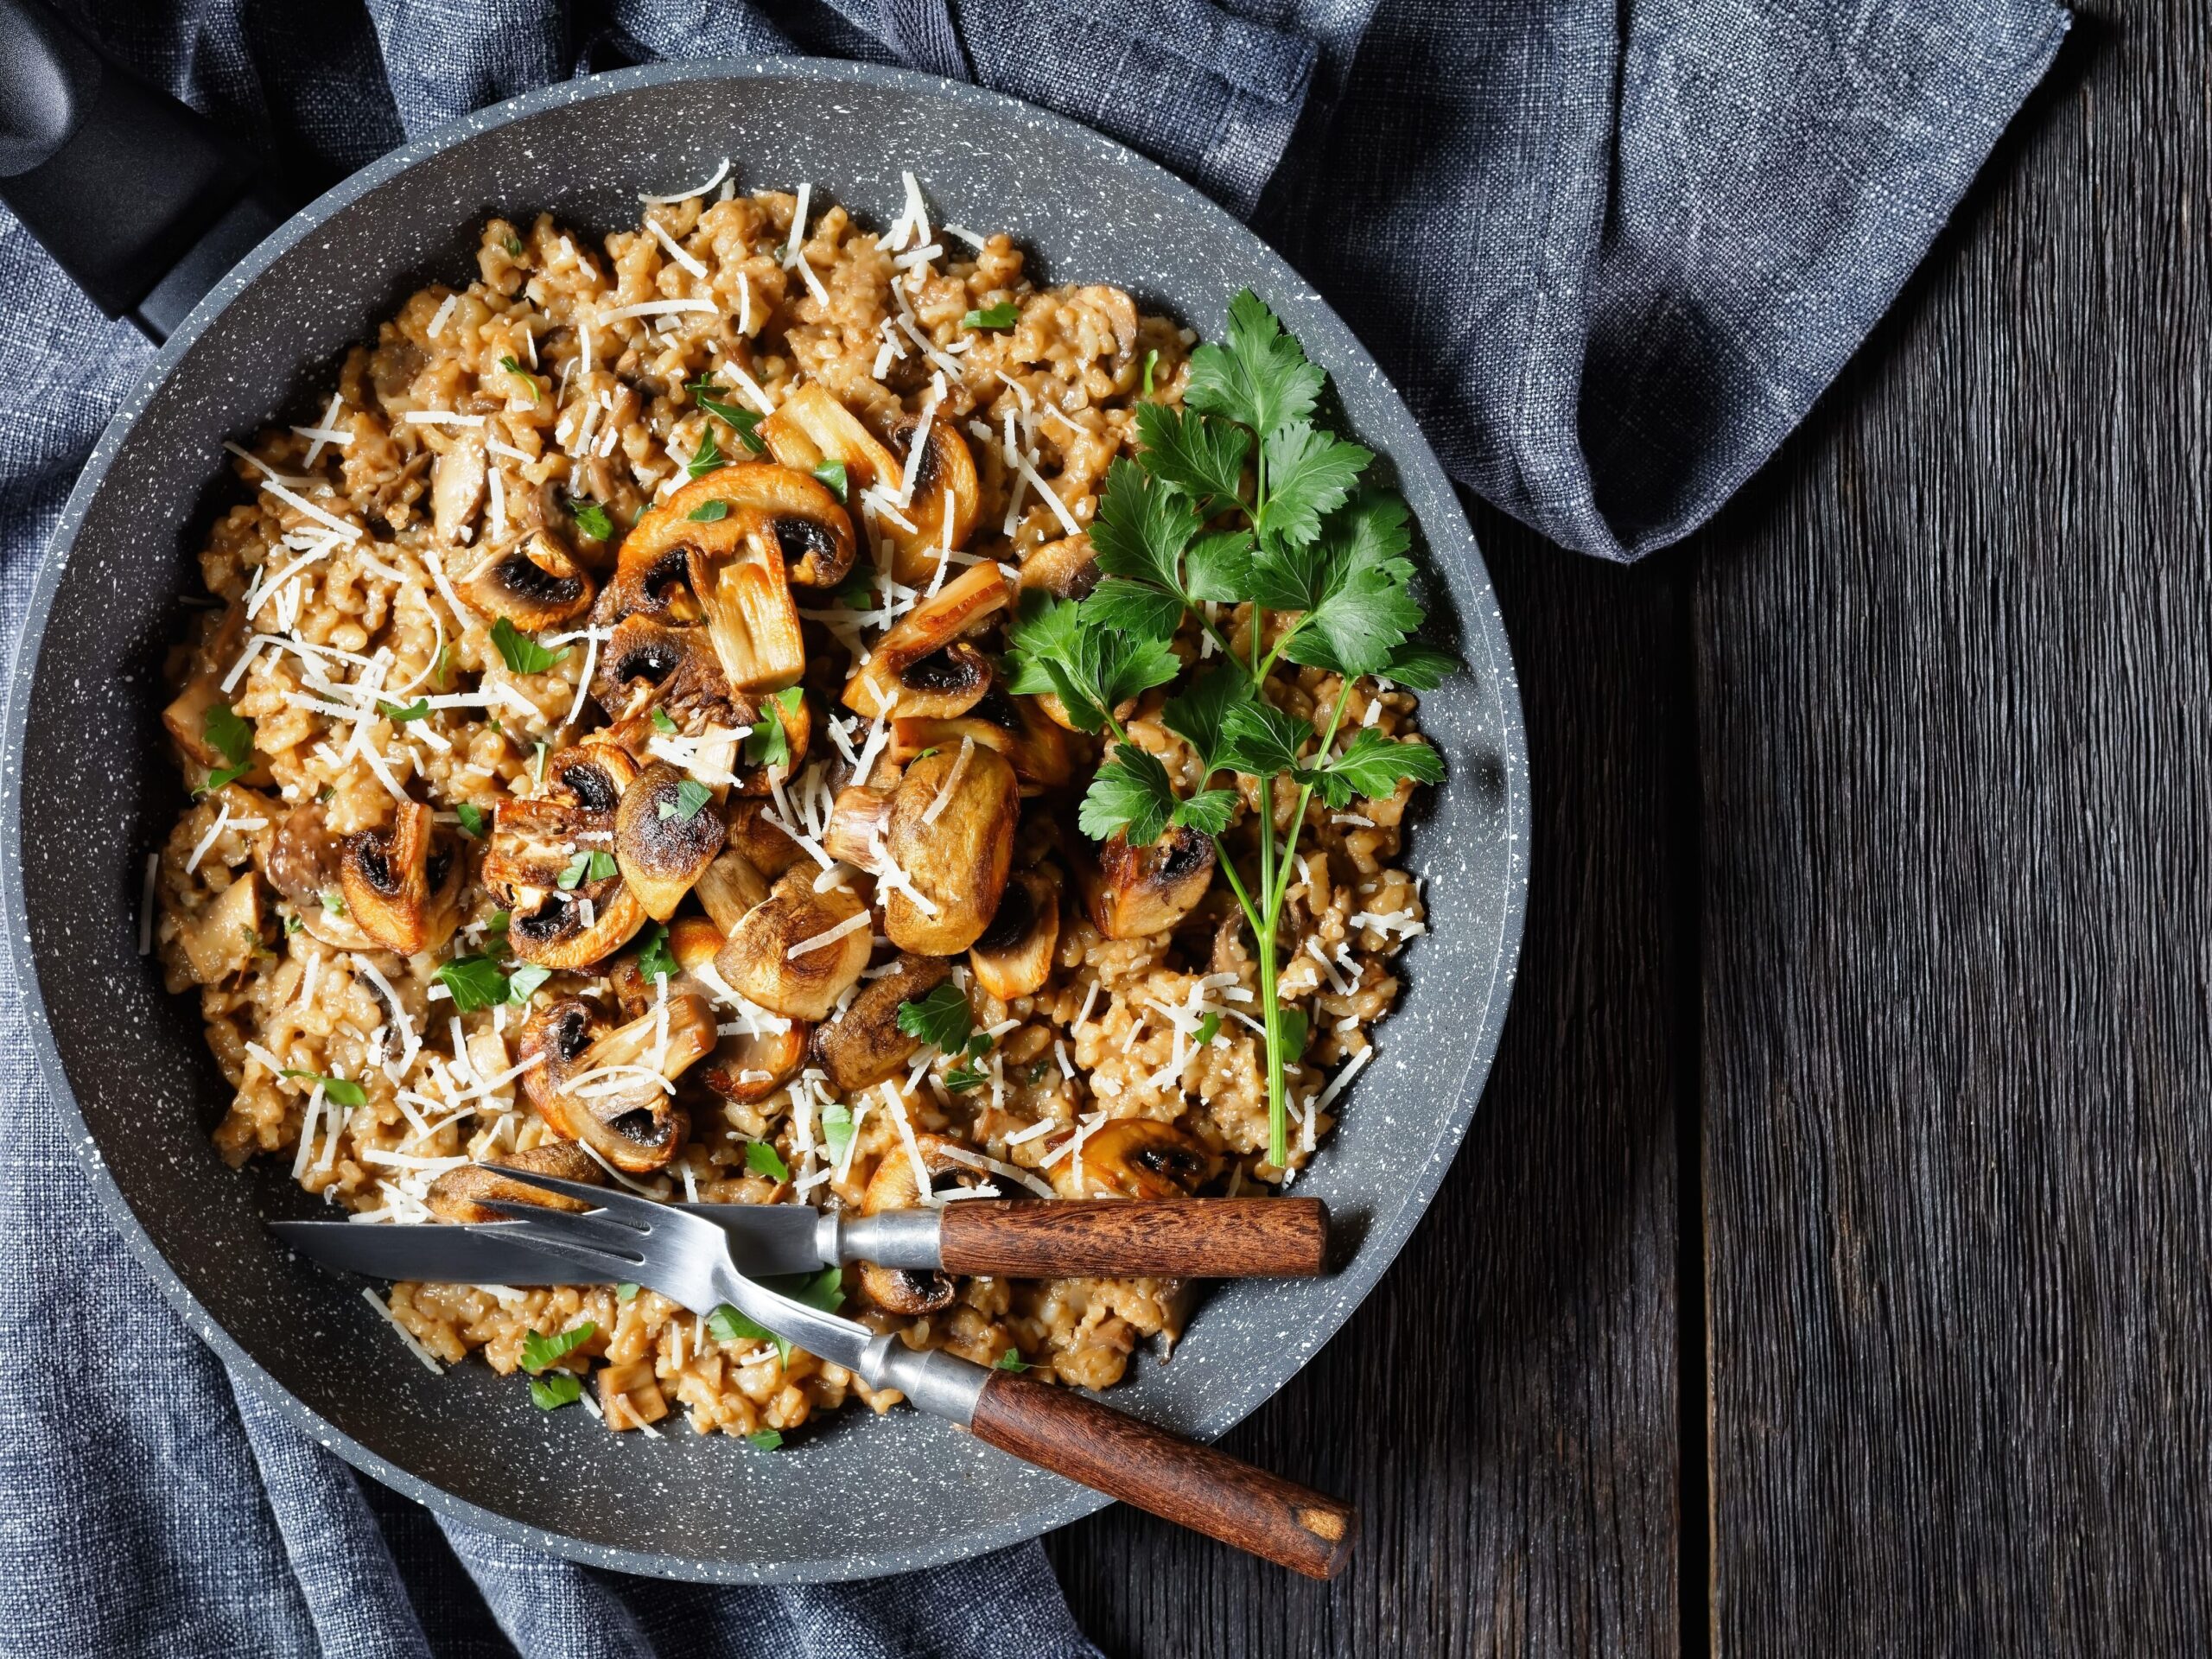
[968,1372,1356,1578]
[937,1198,1329,1278]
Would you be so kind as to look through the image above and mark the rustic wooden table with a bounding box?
[1045,9,2209,1652]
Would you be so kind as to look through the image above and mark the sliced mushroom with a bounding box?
[879,415,980,586]
[338,801,462,956]
[612,760,727,919]
[259,803,379,949]
[730,685,813,799]
[520,993,714,1172]
[727,797,810,878]
[761,382,903,499]
[645,465,858,590]
[481,742,636,895]
[505,881,647,970]
[178,872,264,985]
[690,519,805,694]
[885,641,993,721]
[891,685,1072,790]
[601,540,704,627]
[459,527,594,629]
[609,914,728,1017]
[425,1141,603,1223]
[857,1131,991,1314]
[711,864,872,1020]
[430,431,487,546]
[822,785,893,868]
[969,868,1060,1001]
[163,607,256,780]
[1053,1119,1217,1200]
[1080,822,1216,940]
[692,848,769,933]
[810,953,951,1095]
[698,961,811,1104]
[842,562,1011,719]
[544,741,641,810]
[591,615,755,744]
[878,741,1019,955]
[1017,533,1100,601]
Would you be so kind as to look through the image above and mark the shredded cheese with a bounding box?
[640,158,731,204]
[785,910,868,961]
[920,736,975,825]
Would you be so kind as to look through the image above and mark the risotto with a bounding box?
[150,166,1435,1440]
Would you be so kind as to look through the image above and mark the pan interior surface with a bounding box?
[4,60,1527,1581]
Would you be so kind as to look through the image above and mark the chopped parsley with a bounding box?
[650,706,679,734]
[489,615,567,675]
[1194,1011,1222,1047]
[434,953,507,1014]
[453,802,487,838]
[961,300,1020,331]
[747,1428,785,1451]
[556,850,614,889]
[499,354,540,404]
[744,686,804,767]
[200,702,254,791]
[685,378,767,454]
[687,426,726,480]
[521,1321,597,1373]
[658,779,715,822]
[820,1102,855,1169]
[505,963,550,1004]
[810,458,849,501]
[835,565,879,611]
[531,740,550,790]
[1000,289,1457,1166]
[707,1268,843,1363]
[615,1283,639,1303]
[282,912,302,937]
[1141,346,1159,397]
[565,495,614,541]
[635,922,678,983]
[378,697,431,722]
[319,891,346,917]
[687,499,729,523]
[994,1348,1027,1373]
[503,232,524,257]
[530,1373,582,1410]
[431,641,452,690]
[281,1069,365,1107]
[745,1141,790,1182]
[896,981,973,1052]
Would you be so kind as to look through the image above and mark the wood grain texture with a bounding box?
[972,1373,1357,1580]
[937,1199,1328,1279]
[1047,513,1694,1655]
[1694,9,2212,1652]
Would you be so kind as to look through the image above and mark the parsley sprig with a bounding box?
[1003,290,1452,1165]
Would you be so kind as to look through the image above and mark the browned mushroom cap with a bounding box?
[338,801,462,956]
[842,562,1011,719]
[891,685,1073,791]
[608,914,729,1018]
[810,952,951,1095]
[612,760,727,920]
[694,930,810,1103]
[692,847,769,933]
[879,740,1019,955]
[1016,533,1100,601]
[857,1131,993,1313]
[1079,822,1216,940]
[259,802,380,949]
[761,382,903,499]
[880,641,993,721]
[591,615,756,744]
[459,527,595,629]
[425,1141,603,1223]
[1052,1119,1217,1200]
[481,742,637,894]
[599,538,704,627]
[505,882,647,971]
[879,415,980,587]
[822,785,893,868]
[690,518,806,695]
[727,797,809,878]
[520,993,715,1173]
[968,868,1060,1001]
[711,864,873,1020]
[644,465,858,590]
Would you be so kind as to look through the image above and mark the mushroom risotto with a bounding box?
[152,168,1446,1439]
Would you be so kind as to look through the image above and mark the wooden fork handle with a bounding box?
[937,1199,1328,1278]
[968,1372,1355,1577]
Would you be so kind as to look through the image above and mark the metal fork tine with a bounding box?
[481,1165,659,1228]
[477,1201,651,1250]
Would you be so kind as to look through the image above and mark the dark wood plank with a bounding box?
[1047,510,1694,1657]
[1696,10,2212,1650]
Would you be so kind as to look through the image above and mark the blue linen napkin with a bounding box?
[0,0,2065,1652]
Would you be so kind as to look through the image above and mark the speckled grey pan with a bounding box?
[0,59,1528,1582]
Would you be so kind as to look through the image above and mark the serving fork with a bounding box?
[482,1167,1357,1579]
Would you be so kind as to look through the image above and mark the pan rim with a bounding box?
[0,53,1529,1583]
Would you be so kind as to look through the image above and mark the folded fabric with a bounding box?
[0,0,2067,1651]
